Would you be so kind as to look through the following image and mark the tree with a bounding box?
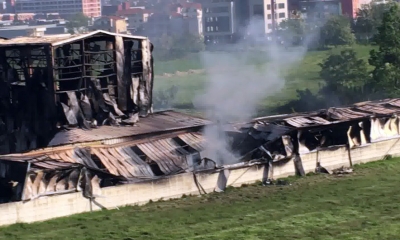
[66,13,89,34]
[319,15,355,48]
[369,3,400,98]
[279,19,306,46]
[353,1,395,43]
[319,49,371,105]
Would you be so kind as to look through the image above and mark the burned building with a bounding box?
[0,30,154,155]
[2,97,400,205]
[3,31,400,225]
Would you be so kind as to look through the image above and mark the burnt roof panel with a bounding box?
[355,104,398,115]
[284,116,331,128]
[0,30,147,47]
[0,132,204,179]
[48,110,211,147]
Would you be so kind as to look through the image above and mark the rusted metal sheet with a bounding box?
[137,137,187,174]
[385,99,400,108]
[355,104,398,115]
[327,107,369,120]
[48,110,210,147]
[178,132,205,152]
[284,116,331,128]
[0,131,205,180]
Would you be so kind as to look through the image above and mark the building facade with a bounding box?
[91,16,128,33]
[201,0,237,43]
[289,0,363,19]
[116,7,152,33]
[15,0,101,17]
[249,0,288,33]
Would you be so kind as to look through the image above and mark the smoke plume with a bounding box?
[194,18,317,166]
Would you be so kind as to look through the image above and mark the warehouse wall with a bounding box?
[1,137,400,226]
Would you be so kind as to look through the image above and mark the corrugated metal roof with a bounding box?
[0,30,147,47]
[284,116,331,128]
[178,132,204,152]
[48,110,211,147]
[355,104,398,115]
[327,107,370,120]
[0,132,206,179]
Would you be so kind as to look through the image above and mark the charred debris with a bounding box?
[1,32,400,203]
[0,30,154,155]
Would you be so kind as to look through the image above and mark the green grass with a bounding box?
[2,157,400,239]
[154,45,374,115]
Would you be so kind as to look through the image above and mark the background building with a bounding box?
[249,0,288,34]
[91,16,128,33]
[289,0,363,19]
[0,23,67,38]
[201,0,237,44]
[15,0,101,17]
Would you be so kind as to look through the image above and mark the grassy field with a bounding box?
[154,45,374,115]
[2,158,400,239]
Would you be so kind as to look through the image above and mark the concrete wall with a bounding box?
[2,138,400,226]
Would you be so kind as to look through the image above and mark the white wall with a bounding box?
[248,0,288,34]
[1,137,400,226]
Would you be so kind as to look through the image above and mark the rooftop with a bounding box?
[48,110,211,147]
[0,29,147,46]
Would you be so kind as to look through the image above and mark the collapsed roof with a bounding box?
[2,97,400,203]
[0,30,154,155]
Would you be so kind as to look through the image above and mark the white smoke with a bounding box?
[194,18,318,166]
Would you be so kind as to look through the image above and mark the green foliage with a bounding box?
[319,15,355,47]
[66,13,89,34]
[369,3,400,98]
[284,49,372,113]
[353,0,395,43]
[319,49,371,105]
[278,19,306,46]
[153,33,205,61]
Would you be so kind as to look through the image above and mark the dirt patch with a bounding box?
[156,69,206,78]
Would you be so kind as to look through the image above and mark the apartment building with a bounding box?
[201,0,237,43]
[289,0,363,19]
[91,16,128,33]
[15,0,101,17]
[140,2,203,38]
[116,7,152,32]
[249,0,288,33]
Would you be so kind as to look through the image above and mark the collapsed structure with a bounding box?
[2,95,400,203]
[0,30,154,155]
[1,31,400,219]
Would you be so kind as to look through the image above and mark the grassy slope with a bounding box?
[2,158,400,239]
[154,45,373,114]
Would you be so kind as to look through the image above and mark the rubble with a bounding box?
[332,166,354,175]
[1,31,400,205]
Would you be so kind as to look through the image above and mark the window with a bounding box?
[267,4,270,10]
[279,12,285,18]
[267,24,272,29]
[253,4,263,16]
[278,3,285,9]
[267,14,271,19]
